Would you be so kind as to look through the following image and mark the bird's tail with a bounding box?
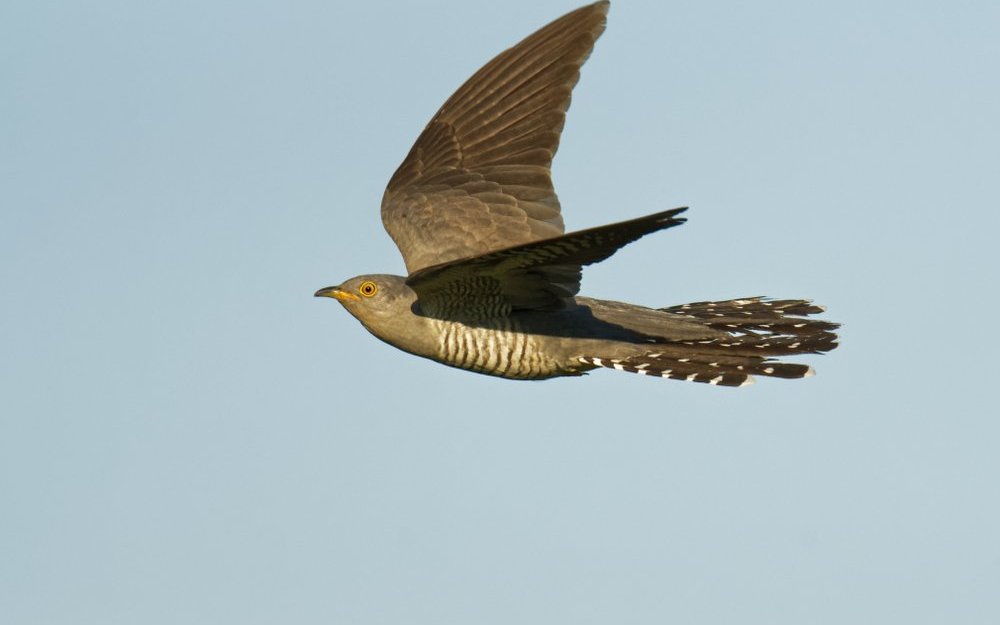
[579,297,839,387]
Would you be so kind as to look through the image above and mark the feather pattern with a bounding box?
[381,2,610,274]
[409,208,687,320]
[578,297,840,386]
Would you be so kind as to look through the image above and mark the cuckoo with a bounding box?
[314,1,839,386]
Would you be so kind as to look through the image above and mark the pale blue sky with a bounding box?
[3,1,999,623]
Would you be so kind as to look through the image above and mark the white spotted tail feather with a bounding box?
[580,297,839,387]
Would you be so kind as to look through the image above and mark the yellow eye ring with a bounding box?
[358,280,378,297]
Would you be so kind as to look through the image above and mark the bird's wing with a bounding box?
[381,1,609,275]
[406,208,687,321]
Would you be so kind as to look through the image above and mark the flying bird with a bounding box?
[315,1,839,386]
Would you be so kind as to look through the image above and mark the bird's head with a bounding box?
[314,274,416,326]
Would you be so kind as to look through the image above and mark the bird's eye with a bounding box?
[359,281,378,297]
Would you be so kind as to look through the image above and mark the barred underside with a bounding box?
[431,317,566,379]
[579,297,839,387]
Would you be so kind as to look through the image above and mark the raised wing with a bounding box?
[406,208,687,321]
[381,1,610,274]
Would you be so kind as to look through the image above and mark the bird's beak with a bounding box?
[314,286,359,302]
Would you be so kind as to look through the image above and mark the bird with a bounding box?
[314,1,839,387]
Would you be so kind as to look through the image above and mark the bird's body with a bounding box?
[324,275,835,385]
[315,1,840,387]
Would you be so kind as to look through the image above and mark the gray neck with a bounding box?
[357,297,440,360]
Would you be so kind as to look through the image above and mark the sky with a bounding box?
[2,0,999,623]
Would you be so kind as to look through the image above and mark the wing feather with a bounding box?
[407,208,688,321]
[381,2,610,274]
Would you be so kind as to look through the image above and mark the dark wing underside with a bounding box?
[381,1,610,274]
[407,208,687,321]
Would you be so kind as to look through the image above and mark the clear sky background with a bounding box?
[3,1,999,623]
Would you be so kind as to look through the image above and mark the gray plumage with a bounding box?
[315,1,839,387]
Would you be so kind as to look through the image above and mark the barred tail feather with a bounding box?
[581,297,838,387]
[661,297,839,344]
[577,355,760,386]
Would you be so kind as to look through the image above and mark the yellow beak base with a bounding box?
[313,286,359,302]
